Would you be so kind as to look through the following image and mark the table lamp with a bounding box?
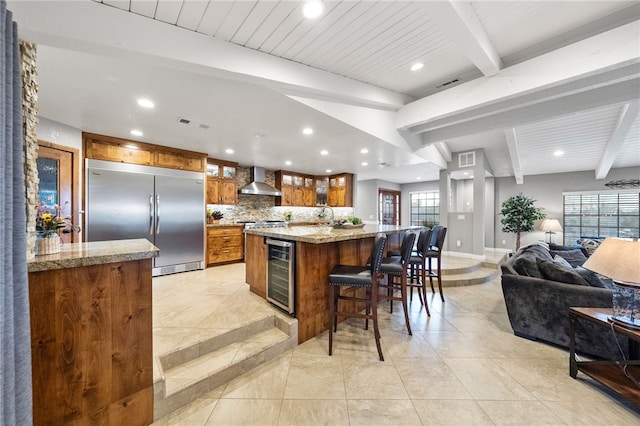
[540,219,563,244]
[583,238,640,329]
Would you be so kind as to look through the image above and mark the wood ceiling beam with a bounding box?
[8,0,410,111]
[420,0,502,76]
[396,22,640,140]
[504,128,523,185]
[595,102,640,180]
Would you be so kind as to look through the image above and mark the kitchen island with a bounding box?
[244,224,416,343]
[28,239,159,426]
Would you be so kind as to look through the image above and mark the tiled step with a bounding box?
[441,266,500,287]
[153,314,297,420]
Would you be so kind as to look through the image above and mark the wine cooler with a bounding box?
[265,239,295,315]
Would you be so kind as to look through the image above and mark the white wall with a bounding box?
[37,117,83,183]
[494,166,640,250]
[356,179,401,224]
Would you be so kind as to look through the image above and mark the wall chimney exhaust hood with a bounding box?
[239,166,283,196]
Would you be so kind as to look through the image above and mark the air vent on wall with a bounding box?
[437,78,460,89]
[459,151,475,168]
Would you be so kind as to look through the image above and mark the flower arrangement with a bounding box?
[36,201,78,237]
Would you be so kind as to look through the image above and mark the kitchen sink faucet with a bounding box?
[320,206,335,225]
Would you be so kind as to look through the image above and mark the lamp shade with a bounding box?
[582,238,640,284]
[540,219,563,232]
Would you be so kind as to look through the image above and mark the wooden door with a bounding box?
[220,180,237,205]
[37,143,79,243]
[379,189,401,225]
[206,176,220,204]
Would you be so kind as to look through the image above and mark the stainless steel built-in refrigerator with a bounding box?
[86,159,205,276]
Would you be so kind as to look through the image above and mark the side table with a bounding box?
[569,307,640,407]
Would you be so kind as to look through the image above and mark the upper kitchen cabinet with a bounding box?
[327,173,353,207]
[83,132,207,172]
[275,171,316,207]
[207,159,238,205]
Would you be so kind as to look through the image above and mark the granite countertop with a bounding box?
[244,224,418,244]
[206,223,245,228]
[28,238,159,272]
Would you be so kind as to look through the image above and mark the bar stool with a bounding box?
[328,233,388,361]
[378,230,416,336]
[426,226,448,302]
[407,227,432,316]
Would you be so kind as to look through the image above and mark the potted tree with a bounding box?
[500,194,546,251]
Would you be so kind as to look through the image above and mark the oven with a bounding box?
[265,238,295,316]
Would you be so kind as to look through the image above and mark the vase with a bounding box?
[36,233,61,255]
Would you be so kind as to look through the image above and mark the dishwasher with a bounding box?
[265,238,295,315]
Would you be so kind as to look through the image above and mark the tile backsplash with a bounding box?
[207,166,354,223]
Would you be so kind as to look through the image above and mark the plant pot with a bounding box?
[36,233,61,255]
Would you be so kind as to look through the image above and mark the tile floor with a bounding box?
[152,259,640,425]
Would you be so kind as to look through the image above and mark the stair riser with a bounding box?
[160,315,274,370]
[154,336,295,420]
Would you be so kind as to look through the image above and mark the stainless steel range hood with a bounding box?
[239,166,283,196]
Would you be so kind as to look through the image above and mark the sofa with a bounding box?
[501,242,629,359]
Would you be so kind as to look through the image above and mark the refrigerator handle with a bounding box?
[156,194,160,234]
[149,195,154,235]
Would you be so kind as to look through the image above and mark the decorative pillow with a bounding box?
[513,257,544,278]
[577,238,601,256]
[553,254,572,269]
[536,258,590,286]
[549,242,589,257]
[550,249,587,268]
[574,266,608,288]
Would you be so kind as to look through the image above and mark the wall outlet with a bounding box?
[502,239,506,245]
[456,240,461,247]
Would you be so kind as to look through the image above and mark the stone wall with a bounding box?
[21,41,38,260]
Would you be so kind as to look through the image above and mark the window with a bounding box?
[563,192,639,245]
[410,191,439,226]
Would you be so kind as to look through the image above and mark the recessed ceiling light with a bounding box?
[463,172,468,175]
[361,162,368,166]
[554,150,564,156]
[326,169,332,173]
[302,0,323,19]
[320,150,328,155]
[130,129,143,137]
[285,160,292,166]
[302,127,313,135]
[360,148,369,154]
[225,148,234,154]
[416,177,422,180]
[137,98,154,108]
[411,62,424,71]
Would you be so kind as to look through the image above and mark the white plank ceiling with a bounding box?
[8,0,640,183]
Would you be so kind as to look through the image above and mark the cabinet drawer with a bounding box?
[207,227,243,237]
[208,246,243,264]
[208,235,242,251]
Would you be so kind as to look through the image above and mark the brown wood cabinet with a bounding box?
[83,132,206,172]
[29,258,153,425]
[206,160,238,205]
[328,173,353,207]
[207,226,244,265]
[275,171,316,207]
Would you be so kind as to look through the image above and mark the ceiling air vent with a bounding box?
[178,118,191,124]
[459,151,475,168]
[436,78,460,89]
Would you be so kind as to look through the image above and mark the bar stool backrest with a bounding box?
[368,233,388,274]
[429,225,444,249]
[416,228,432,256]
[400,231,417,264]
[433,226,447,251]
